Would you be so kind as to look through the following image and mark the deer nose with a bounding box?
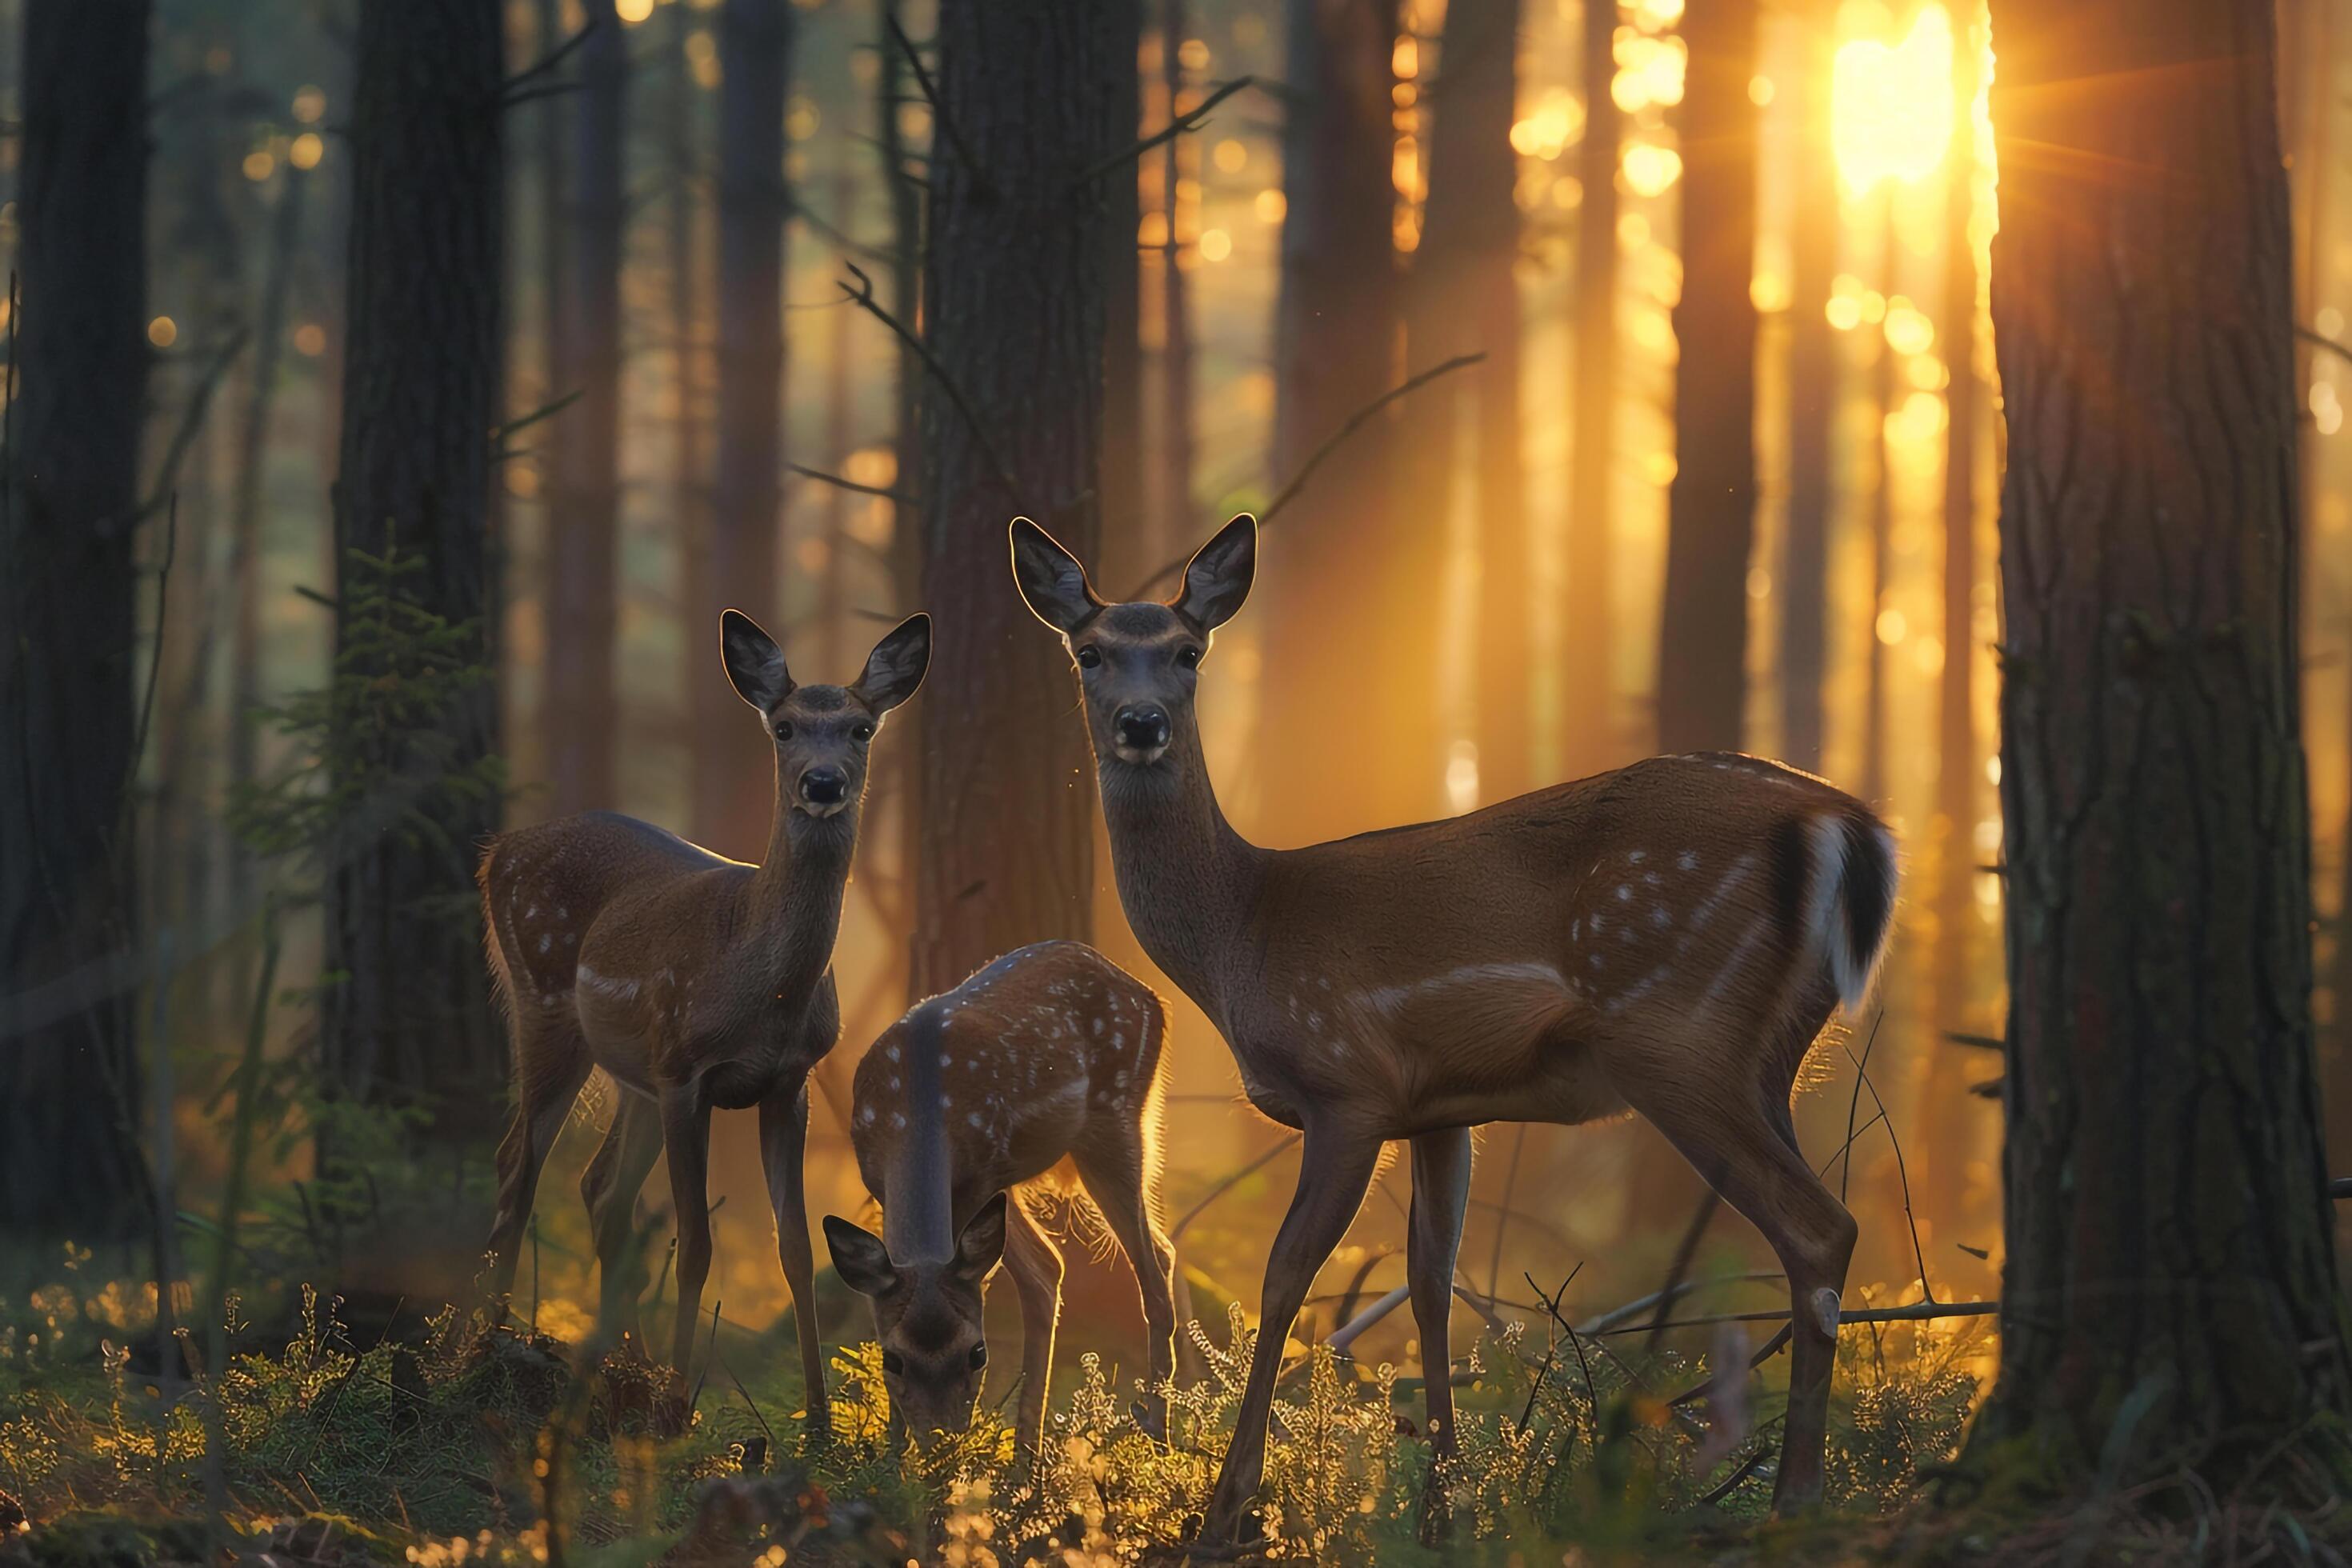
[799,767,849,806]
[1115,706,1170,752]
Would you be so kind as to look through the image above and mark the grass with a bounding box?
[0,1271,1988,1566]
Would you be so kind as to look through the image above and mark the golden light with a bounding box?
[1882,298,1934,355]
[293,323,326,356]
[1213,138,1248,174]
[786,99,818,141]
[242,150,275,182]
[615,0,654,22]
[1748,74,1774,107]
[146,316,177,349]
[1831,5,1954,194]
[1254,187,1286,224]
[1622,143,1682,198]
[292,86,326,125]
[1178,38,1210,71]
[1618,211,1651,249]
[1750,271,1790,312]
[1875,607,1908,645]
[2314,381,2343,437]
[1551,176,1582,210]
[1393,35,1419,79]
[845,446,898,489]
[1643,450,1678,485]
[289,133,324,171]
[1138,210,1170,247]
[1613,34,1686,113]
[1198,228,1233,262]
[1631,0,1684,28]
[1510,90,1584,161]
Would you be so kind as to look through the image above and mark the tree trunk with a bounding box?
[1257,0,1402,841]
[1778,9,1834,776]
[1564,0,1618,777]
[1410,0,1525,805]
[1962,0,2352,1494]
[1154,0,1198,567]
[698,0,792,856]
[669,0,710,788]
[0,0,154,1241]
[1101,0,1146,583]
[325,0,505,1143]
[910,0,1115,994]
[1652,0,1757,758]
[544,0,623,815]
[878,0,926,1005]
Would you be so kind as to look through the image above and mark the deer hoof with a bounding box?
[1810,1288,1842,1339]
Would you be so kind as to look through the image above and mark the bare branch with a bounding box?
[1170,1131,1302,1242]
[1126,352,1488,598]
[505,17,598,98]
[885,10,988,198]
[1598,1299,1999,1336]
[786,461,919,507]
[1074,75,1256,187]
[838,262,1015,494]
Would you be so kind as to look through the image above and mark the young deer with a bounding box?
[823,941,1177,1454]
[477,609,931,1425]
[1010,514,1898,1542]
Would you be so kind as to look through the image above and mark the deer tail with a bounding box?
[1802,807,1900,1015]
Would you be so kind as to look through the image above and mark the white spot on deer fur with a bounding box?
[885,1045,898,1062]
[1627,849,1646,862]
[968,1112,982,1127]
[892,1112,906,1127]
[538,935,551,953]
[889,1076,901,1090]
[1651,906,1672,930]
[1092,1018,1104,1037]
[1616,884,1632,902]
[1110,1031,1124,1049]
[862,1106,876,1122]
[1811,1288,1842,1338]
[940,1054,953,1068]
[1590,913,1606,934]
[525,904,538,918]
[1678,850,1699,871]
[1589,953,1605,970]
[557,907,568,921]
[1643,872,1662,886]
[1606,965,1671,1014]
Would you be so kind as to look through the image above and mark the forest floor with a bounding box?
[0,1270,2050,1567]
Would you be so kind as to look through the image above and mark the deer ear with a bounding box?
[1008,517,1102,633]
[1174,513,1256,632]
[952,1192,1009,1282]
[854,613,930,714]
[721,610,793,711]
[823,1214,900,1298]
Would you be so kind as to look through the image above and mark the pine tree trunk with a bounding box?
[325,0,505,1143]
[0,0,154,1241]
[1563,0,1617,775]
[545,0,623,815]
[1154,0,1198,568]
[1409,0,1525,805]
[1100,0,1146,584]
[698,0,791,856]
[1652,0,1757,758]
[1778,10,1834,776]
[910,0,1115,993]
[1257,0,1402,840]
[1962,0,2352,1494]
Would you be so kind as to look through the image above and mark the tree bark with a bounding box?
[1256,0,1402,840]
[1101,0,1147,584]
[1153,0,1198,569]
[1564,0,1618,776]
[1652,0,1757,758]
[698,0,792,856]
[878,0,926,1005]
[0,0,154,1240]
[325,0,505,1142]
[1962,0,2352,1494]
[545,0,624,815]
[910,0,1115,994]
[1778,9,1834,776]
[1410,0,1526,804]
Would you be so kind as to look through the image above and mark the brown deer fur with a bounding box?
[825,941,1177,1453]
[1010,513,1897,1541]
[477,610,930,1426]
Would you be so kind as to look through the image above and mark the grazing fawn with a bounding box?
[1010,514,1898,1542]
[823,941,1178,1454]
[478,609,931,1422]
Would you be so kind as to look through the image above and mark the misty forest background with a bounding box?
[2,0,2350,1550]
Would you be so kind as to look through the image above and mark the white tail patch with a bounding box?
[1802,814,1900,1015]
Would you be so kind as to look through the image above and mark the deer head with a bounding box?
[822,1195,1009,1441]
[1009,514,1255,770]
[722,609,931,821]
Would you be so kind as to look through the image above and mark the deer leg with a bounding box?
[1406,1125,1472,1534]
[659,1085,716,1378]
[1199,1121,1383,1547]
[1616,1074,1856,1512]
[1001,1193,1065,1458]
[758,1079,830,1434]
[1072,1136,1178,1441]
[582,1090,663,1341]
[485,1033,591,1305]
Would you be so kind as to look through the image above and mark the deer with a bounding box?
[1009,513,1898,1546]
[822,940,1178,1456]
[476,608,931,1430]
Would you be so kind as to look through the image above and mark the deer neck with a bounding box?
[1094,735,1266,1009]
[738,783,858,1007]
[884,1005,958,1266]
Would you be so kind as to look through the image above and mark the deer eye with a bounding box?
[774,721,794,741]
[966,1342,988,1370]
[882,1350,905,1376]
[1074,646,1102,670]
[851,721,874,743]
[1176,646,1202,669]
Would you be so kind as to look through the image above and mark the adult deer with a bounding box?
[824,941,1177,1454]
[1010,514,1896,1542]
[478,609,931,1426]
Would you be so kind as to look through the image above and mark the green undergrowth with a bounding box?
[1,1287,1986,1566]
